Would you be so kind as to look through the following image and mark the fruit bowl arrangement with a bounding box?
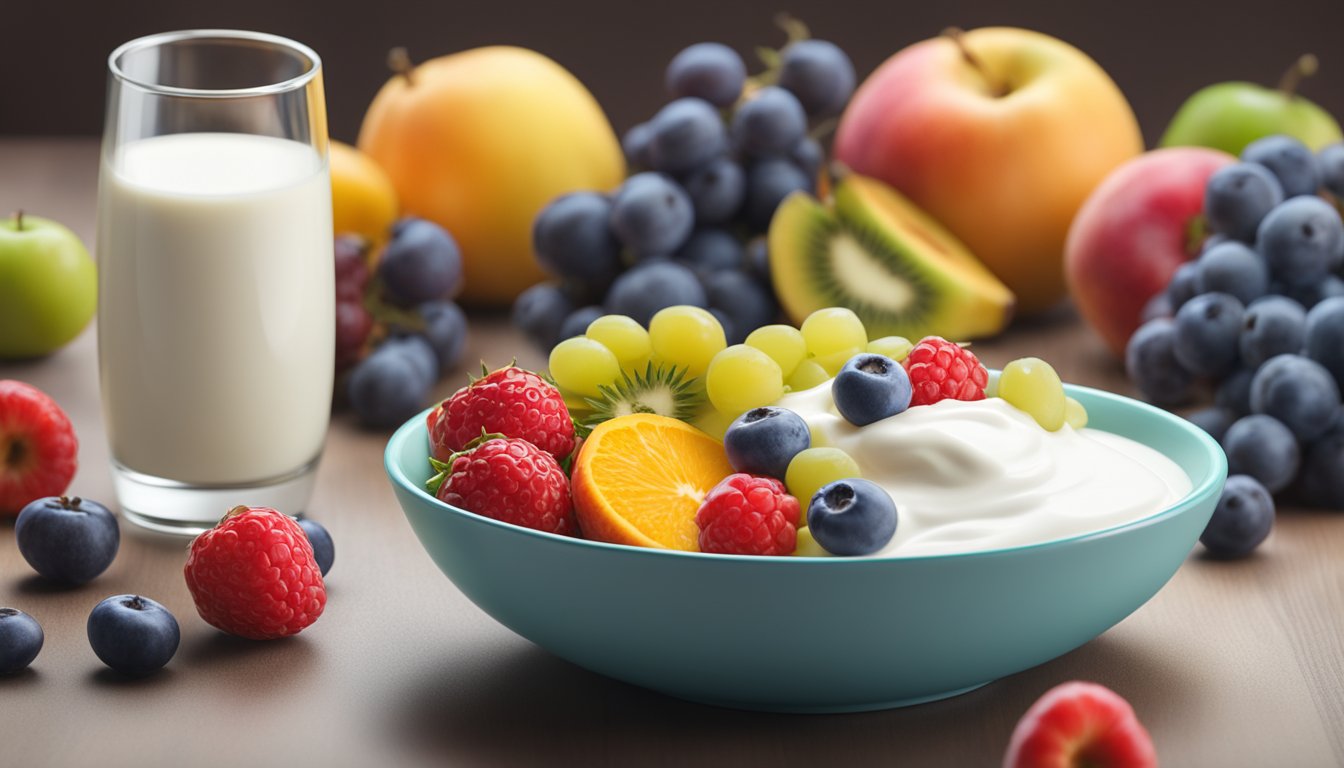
[384,380,1223,712]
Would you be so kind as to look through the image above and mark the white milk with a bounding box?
[97,132,334,486]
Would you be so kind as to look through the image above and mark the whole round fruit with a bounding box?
[0,380,78,515]
[665,42,747,108]
[359,46,625,305]
[648,305,726,378]
[378,218,463,306]
[1195,241,1268,305]
[1250,354,1341,441]
[604,261,707,327]
[1200,475,1274,559]
[1256,195,1344,287]
[0,608,43,675]
[998,357,1066,431]
[731,86,808,158]
[87,594,180,676]
[1172,292,1244,378]
[832,354,912,426]
[512,282,573,351]
[647,98,729,175]
[705,344,784,416]
[1222,414,1300,494]
[609,173,696,257]
[549,336,621,398]
[779,39,856,118]
[347,345,433,428]
[1242,134,1322,198]
[1203,162,1284,243]
[745,325,807,379]
[0,212,97,359]
[683,157,747,226]
[800,307,868,357]
[785,447,861,505]
[328,140,398,249]
[1305,297,1344,387]
[297,518,335,577]
[701,269,778,345]
[807,478,897,556]
[585,314,651,368]
[532,192,623,285]
[15,496,119,585]
[743,157,813,230]
[723,406,812,480]
[1125,318,1195,407]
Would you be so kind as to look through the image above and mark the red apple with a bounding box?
[1065,147,1234,358]
[1004,681,1157,768]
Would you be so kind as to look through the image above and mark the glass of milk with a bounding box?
[97,31,334,533]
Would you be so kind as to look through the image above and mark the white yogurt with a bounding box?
[776,381,1191,557]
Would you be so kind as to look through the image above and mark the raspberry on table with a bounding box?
[429,365,576,462]
[183,506,326,640]
[435,437,575,536]
[902,337,989,407]
[695,473,800,556]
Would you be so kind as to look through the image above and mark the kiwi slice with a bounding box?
[585,362,703,429]
[769,174,1015,340]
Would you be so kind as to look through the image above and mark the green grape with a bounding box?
[786,359,831,391]
[998,357,1066,431]
[800,307,867,357]
[792,527,832,557]
[1064,396,1088,429]
[983,368,1000,398]
[867,335,912,362]
[745,324,807,378]
[586,314,651,367]
[649,305,726,378]
[786,447,861,507]
[691,403,735,441]
[812,346,864,375]
[549,336,621,398]
[706,344,784,416]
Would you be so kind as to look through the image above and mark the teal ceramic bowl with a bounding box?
[385,383,1225,713]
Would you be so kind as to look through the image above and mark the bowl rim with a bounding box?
[385,381,1226,565]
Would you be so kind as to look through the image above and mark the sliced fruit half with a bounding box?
[769,174,1015,340]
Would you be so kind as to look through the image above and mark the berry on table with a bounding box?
[1294,408,1344,508]
[0,380,78,515]
[1003,681,1157,768]
[723,406,811,480]
[1239,295,1306,370]
[1172,292,1244,378]
[297,518,335,577]
[665,42,746,108]
[433,436,575,536]
[15,495,119,585]
[1242,134,1322,198]
[430,365,576,462]
[1249,354,1341,442]
[778,39,856,118]
[87,595,180,676]
[378,217,463,306]
[532,192,623,285]
[1201,475,1275,559]
[609,172,695,257]
[417,300,468,373]
[347,344,433,429]
[832,354,912,426]
[1125,319,1195,407]
[184,506,326,640]
[731,86,807,159]
[806,478,897,556]
[1194,241,1268,305]
[604,261,708,327]
[1222,414,1300,494]
[694,473,800,556]
[647,97,729,175]
[902,337,989,407]
[512,282,574,351]
[1255,195,1344,288]
[0,608,43,675]
[1203,162,1284,243]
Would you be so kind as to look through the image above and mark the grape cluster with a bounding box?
[1126,135,1344,547]
[514,25,856,350]
[335,218,469,428]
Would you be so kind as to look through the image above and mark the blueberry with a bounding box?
[603,261,707,326]
[1222,414,1300,494]
[743,157,813,231]
[622,121,654,168]
[1125,318,1195,406]
[1320,142,1344,197]
[559,305,605,341]
[1203,162,1285,242]
[778,39,856,117]
[1195,241,1268,304]
[87,595,179,676]
[723,406,811,479]
[746,236,771,282]
[1249,353,1342,441]
[682,157,746,226]
[1201,475,1274,558]
[1242,135,1322,198]
[347,346,431,428]
[702,269,778,344]
[789,137,824,179]
[0,608,43,675]
[382,335,438,389]
[297,518,335,577]
[832,354,913,426]
[1277,274,1344,309]
[731,86,808,158]
[1140,292,1173,323]
[1186,406,1237,443]
[1305,296,1344,388]
[532,192,623,285]
[648,98,729,175]
[1214,368,1254,416]
[1256,195,1344,287]
[512,282,573,351]
[1239,295,1307,369]
[15,496,119,585]
[674,229,746,276]
[418,300,468,373]
[609,173,696,257]
[1165,262,1200,311]
[378,218,463,306]
[665,42,747,108]
[1173,292,1244,378]
[1294,408,1344,507]
[808,479,898,556]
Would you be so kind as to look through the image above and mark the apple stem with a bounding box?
[388,47,415,87]
[942,28,1006,98]
[1277,54,1319,98]
[13,210,23,231]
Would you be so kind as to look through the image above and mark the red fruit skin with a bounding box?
[694,473,800,556]
[0,380,77,515]
[1004,681,1157,768]
[1065,147,1234,359]
[438,437,575,536]
[903,337,989,407]
[430,366,575,462]
[184,507,326,640]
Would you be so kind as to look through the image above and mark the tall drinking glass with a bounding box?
[97,30,333,533]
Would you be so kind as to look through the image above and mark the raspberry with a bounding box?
[183,506,326,640]
[435,437,575,535]
[902,337,989,407]
[430,365,575,462]
[0,380,78,515]
[694,473,800,556]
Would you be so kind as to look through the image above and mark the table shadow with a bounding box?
[0,667,41,687]
[89,666,177,689]
[14,573,83,595]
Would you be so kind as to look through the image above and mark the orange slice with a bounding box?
[571,414,733,551]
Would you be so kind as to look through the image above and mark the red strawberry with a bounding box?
[433,436,575,536]
[1004,681,1157,768]
[430,365,575,462]
[0,380,78,515]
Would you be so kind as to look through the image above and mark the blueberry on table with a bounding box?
[512,283,574,352]
[603,261,707,327]
[1304,297,1344,389]
[1255,196,1344,288]
[682,158,747,227]
[1202,162,1284,243]
[378,217,463,306]
[1238,296,1306,370]
[1222,414,1300,494]
[665,42,747,109]
[807,479,897,556]
[724,407,811,480]
[609,173,695,257]
[1125,319,1195,407]
[778,39,856,118]
[1195,241,1268,305]
[1186,407,1236,444]
[1172,292,1244,378]
[731,86,807,159]
[532,192,623,286]
[1241,135,1322,198]
[1249,354,1341,442]
[298,518,335,577]
[87,595,180,676]
[1200,475,1274,559]
[15,495,119,585]
[347,345,432,429]
[647,97,729,175]
[0,608,43,675]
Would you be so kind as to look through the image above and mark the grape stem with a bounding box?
[943,27,1007,98]
[388,47,416,87]
[1277,54,1318,98]
[13,210,23,231]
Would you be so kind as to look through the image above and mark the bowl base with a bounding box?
[666,681,991,714]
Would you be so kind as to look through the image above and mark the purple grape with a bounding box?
[1242,135,1321,198]
[604,261,707,326]
[731,86,807,158]
[665,42,746,108]
[778,39,856,117]
[609,173,695,257]
[532,192,623,285]
[743,157,813,231]
[512,282,573,351]
[648,98,729,175]
[682,156,745,225]
[1203,163,1284,243]
[674,229,745,275]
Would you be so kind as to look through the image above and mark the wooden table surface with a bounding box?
[2,138,1342,768]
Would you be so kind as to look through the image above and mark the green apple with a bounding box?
[0,212,96,359]
[1161,54,1343,155]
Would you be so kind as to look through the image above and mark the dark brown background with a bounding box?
[4,0,1344,144]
